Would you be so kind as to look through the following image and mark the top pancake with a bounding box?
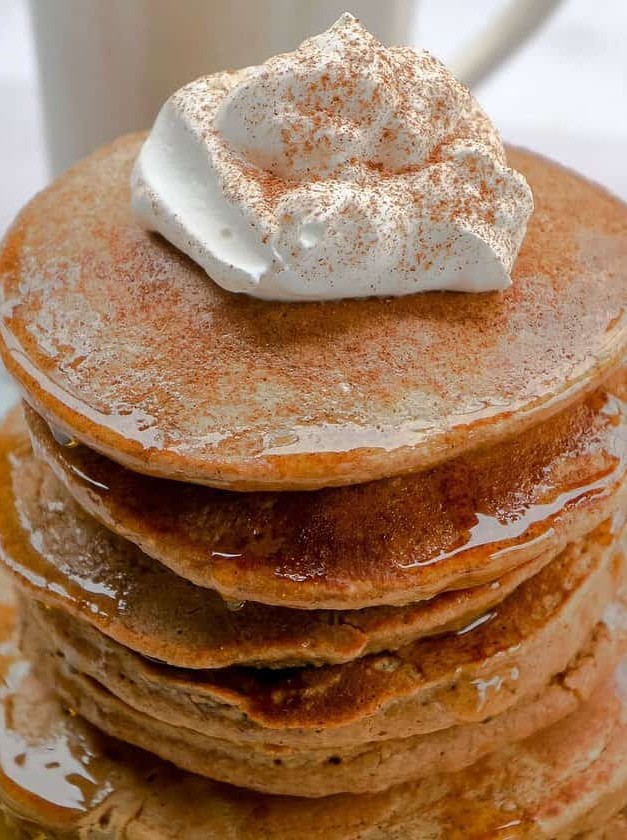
[0,137,625,490]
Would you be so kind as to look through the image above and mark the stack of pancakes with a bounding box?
[0,136,625,838]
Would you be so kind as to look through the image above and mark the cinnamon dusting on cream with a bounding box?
[131,13,533,300]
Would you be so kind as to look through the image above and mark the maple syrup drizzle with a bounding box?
[393,391,625,573]
[396,466,622,571]
[0,598,117,836]
[1,560,626,835]
[0,421,124,625]
[0,386,624,835]
[49,425,78,449]
[0,592,531,839]
[30,389,627,602]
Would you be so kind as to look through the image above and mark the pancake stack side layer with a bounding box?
[0,137,625,838]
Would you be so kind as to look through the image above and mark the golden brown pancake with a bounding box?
[3,592,627,837]
[22,593,626,798]
[585,810,627,838]
[22,376,627,608]
[0,136,625,491]
[10,524,625,753]
[0,416,560,670]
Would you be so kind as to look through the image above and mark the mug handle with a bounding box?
[449,0,564,87]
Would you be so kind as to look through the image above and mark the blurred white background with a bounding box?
[1,0,626,415]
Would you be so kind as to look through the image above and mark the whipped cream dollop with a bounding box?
[131,13,533,301]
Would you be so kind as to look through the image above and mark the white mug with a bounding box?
[29,0,563,178]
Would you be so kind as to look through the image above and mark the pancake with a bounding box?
[1,137,625,491]
[11,524,625,752]
[585,810,627,838]
[21,593,626,797]
[0,417,560,670]
[22,377,627,608]
[3,596,627,837]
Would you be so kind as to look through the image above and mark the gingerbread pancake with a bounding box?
[586,810,627,838]
[3,594,627,837]
[22,593,626,797]
[23,376,627,608]
[1,137,625,491]
[10,524,625,752]
[0,416,560,669]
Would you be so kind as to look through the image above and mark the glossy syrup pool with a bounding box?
[0,582,132,838]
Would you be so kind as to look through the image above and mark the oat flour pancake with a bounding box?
[23,377,627,608]
[9,525,625,752]
[586,810,627,838]
[0,413,561,669]
[1,137,625,491]
[22,593,627,797]
[3,595,627,837]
